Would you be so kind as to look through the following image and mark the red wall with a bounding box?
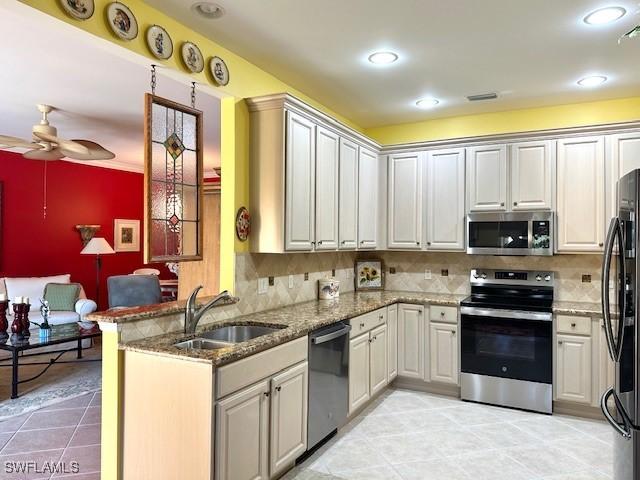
[0,150,172,310]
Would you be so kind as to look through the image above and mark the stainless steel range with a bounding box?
[460,269,554,414]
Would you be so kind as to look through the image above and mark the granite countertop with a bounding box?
[121,290,466,366]
[552,301,602,316]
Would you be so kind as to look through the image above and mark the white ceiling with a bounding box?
[0,2,221,174]
[147,0,640,128]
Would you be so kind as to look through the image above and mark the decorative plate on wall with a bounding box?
[106,2,138,41]
[146,25,173,60]
[59,0,94,20]
[235,207,251,241]
[181,42,204,73]
[209,56,230,86]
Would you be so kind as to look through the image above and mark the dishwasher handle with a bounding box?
[311,324,352,344]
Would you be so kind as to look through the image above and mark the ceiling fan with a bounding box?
[0,104,115,161]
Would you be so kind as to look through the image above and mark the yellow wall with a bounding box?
[365,96,640,145]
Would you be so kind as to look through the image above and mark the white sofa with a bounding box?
[1,274,97,329]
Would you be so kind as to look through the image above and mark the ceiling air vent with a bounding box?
[467,93,498,102]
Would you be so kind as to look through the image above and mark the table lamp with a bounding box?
[81,237,115,308]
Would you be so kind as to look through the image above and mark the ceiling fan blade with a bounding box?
[61,139,116,160]
[32,132,89,155]
[0,135,43,149]
[23,148,64,161]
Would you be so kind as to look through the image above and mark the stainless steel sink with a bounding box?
[200,325,283,343]
[173,339,232,350]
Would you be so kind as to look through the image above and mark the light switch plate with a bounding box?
[424,269,432,280]
[288,275,294,289]
[258,277,268,294]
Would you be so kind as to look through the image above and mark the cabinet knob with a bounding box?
[513,202,518,206]
[571,322,576,328]
[360,322,365,327]
[599,243,604,247]
[558,340,563,345]
[500,202,505,207]
[451,330,456,335]
[369,338,373,343]
[341,240,346,245]
[379,315,384,320]
[275,386,282,392]
[360,240,365,244]
[263,391,270,397]
[440,311,445,316]
[416,241,420,245]
[427,242,431,246]
[317,240,323,245]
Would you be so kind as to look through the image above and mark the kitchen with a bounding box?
[42,0,639,479]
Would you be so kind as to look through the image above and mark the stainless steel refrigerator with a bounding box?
[602,168,640,480]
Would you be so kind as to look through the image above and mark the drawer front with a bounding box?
[557,314,591,336]
[216,336,308,399]
[429,305,458,324]
[350,308,386,338]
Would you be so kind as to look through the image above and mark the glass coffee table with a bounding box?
[0,324,102,399]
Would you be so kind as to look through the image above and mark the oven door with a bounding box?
[460,306,553,384]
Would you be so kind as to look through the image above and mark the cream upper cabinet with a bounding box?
[387,304,398,381]
[370,324,388,396]
[466,145,508,212]
[510,140,554,210]
[397,303,425,379]
[556,136,605,252]
[285,111,316,251]
[426,148,465,250]
[556,334,592,404]
[358,148,380,249]
[388,152,423,249]
[338,138,359,249]
[348,333,371,414]
[269,362,308,478]
[314,126,339,250]
[429,323,459,385]
[607,132,640,221]
[216,380,270,480]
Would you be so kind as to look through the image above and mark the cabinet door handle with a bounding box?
[317,240,323,245]
[275,386,282,392]
[451,330,456,335]
[513,202,518,206]
[500,202,505,207]
[558,340,563,345]
[263,391,270,397]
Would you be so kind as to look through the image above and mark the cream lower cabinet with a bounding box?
[556,334,592,404]
[397,303,425,379]
[387,304,398,381]
[348,333,371,413]
[429,323,459,385]
[216,361,308,480]
[370,324,388,396]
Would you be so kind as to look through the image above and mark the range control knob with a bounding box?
[536,275,542,281]
[480,272,487,279]
[473,272,479,279]
[544,274,551,281]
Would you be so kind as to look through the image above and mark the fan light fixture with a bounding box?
[577,75,608,87]
[416,98,440,109]
[368,51,399,65]
[584,6,626,25]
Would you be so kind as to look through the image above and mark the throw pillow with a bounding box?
[43,283,81,311]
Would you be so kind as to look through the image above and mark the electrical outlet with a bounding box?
[332,269,336,277]
[268,276,275,286]
[424,269,432,280]
[304,272,309,281]
[582,274,592,283]
[257,277,268,294]
[389,267,396,274]
[441,269,449,277]
[288,275,294,289]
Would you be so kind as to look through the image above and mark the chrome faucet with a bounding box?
[184,287,234,334]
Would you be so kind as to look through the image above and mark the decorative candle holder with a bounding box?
[11,303,24,343]
[21,303,31,339]
[0,300,8,342]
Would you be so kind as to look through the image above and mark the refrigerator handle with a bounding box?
[601,387,632,439]
[601,217,625,362]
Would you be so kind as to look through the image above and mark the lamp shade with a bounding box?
[81,237,115,255]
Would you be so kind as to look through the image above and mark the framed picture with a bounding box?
[355,259,384,291]
[114,219,140,252]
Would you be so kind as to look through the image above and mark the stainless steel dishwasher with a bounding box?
[307,321,351,451]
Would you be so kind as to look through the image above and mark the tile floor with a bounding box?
[284,388,614,480]
[0,391,100,479]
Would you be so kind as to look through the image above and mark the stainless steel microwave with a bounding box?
[467,211,553,256]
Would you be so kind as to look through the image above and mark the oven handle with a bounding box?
[460,306,552,322]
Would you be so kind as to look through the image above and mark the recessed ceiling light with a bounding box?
[416,98,440,109]
[584,6,626,25]
[368,51,399,65]
[192,2,225,19]
[577,75,608,87]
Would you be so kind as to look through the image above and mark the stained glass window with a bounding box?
[145,94,202,262]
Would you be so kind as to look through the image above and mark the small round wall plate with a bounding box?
[209,56,229,86]
[146,25,173,60]
[106,2,138,41]
[59,0,94,20]
[181,41,204,73]
[235,207,251,241]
